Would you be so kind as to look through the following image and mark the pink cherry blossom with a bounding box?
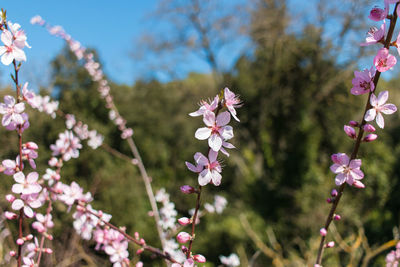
[0,30,26,65]
[351,67,375,95]
[0,95,25,127]
[188,150,222,186]
[8,22,30,49]
[330,153,364,187]
[22,83,38,108]
[189,95,219,117]
[5,112,30,132]
[50,130,82,161]
[22,142,38,169]
[2,157,20,175]
[104,240,129,267]
[12,172,42,195]
[364,91,397,128]
[12,193,42,218]
[58,181,83,206]
[361,22,385,46]
[374,48,397,72]
[21,256,35,267]
[195,111,233,151]
[223,87,241,121]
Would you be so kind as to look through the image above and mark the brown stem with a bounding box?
[315,5,399,264]
[186,186,202,258]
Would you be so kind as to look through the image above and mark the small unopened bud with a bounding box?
[136,248,144,255]
[178,217,191,226]
[181,245,188,253]
[136,262,143,267]
[131,159,139,165]
[180,185,196,194]
[320,228,327,236]
[44,248,53,254]
[353,180,365,189]
[326,198,333,204]
[5,211,17,220]
[46,234,53,241]
[9,251,16,257]
[177,232,191,243]
[349,120,359,127]
[5,194,15,202]
[344,125,356,139]
[314,265,322,267]
[363,134,377,142]
[135,232,140,240]
[25,234,33,241]
[16,238,24,245]
[139,238,145,245]
[334,214,341,221]
[48,157,58,167]
[193,254,206,263]
[325,241,335,248]
[368,7,387,21]
[363,124,376,132]
[330,189,338,197]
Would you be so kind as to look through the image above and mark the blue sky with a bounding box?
[0,0,394,90]
[1,1,160,87]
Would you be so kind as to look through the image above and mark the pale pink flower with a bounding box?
[32,213,54,233]
[0,95,25,127]
[22,83,38,108]
[58,182,83,206]
[330,153,364,187]
[12,172,41,195]
[189,95,219,117]
[374,48,397,72]
[351,67,375,95]
[220,253,240,267]
[2,157,20,175]
[214,195,227,214]
[50,130,82,161]
[195,111,233,151]
[5,112,30,132]
[187,150,222,186]
[0,30,26,65]
[344,125,356,139]
[42,168,60,186]
[364,91,397,128]
[361,22,385,46]
[21,256,35,267]
[223,87,241,121]
[185,153,205,173]
[104,240,129,266]
[8,22,30,49]
[22,142,38,169]
[30,15,44,25]
[12,193,42,218]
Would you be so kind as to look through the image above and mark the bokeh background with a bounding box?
[0,0,400,266]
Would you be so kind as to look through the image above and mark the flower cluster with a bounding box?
[386,241,400,267]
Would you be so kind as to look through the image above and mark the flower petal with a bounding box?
[364,108,376,121]
[376,112,384,128]
[195,127,211,140]
[208,133,222,151]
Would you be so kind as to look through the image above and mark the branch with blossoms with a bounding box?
[173,88,241,266]
[315,1,400,265]
[30,15,169,251]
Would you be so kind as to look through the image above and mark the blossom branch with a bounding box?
[316,3,399,265]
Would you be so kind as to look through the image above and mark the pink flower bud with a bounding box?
[320,228,327,236]
[136,248,144,255]
[331,189,338,197]
[5,194,15,202]
[363,124,376,132]
[368,7,387,21]
[9,251,16,257]
[314,265,322,267]
[45,248,53,254]
[16,238,24,245]
[352,180,365,189]
[180,185,196,194]
[5,211,17,220]
[181,245,188,253]
[178,217,191,226]
[325,241,335,248]
[193,254,206,263]
[140,238,146,245]
[363,134,377,142]
[131,159,139,165]
[136,262,144,267]
[135,232,140,240]
[177,232,191,243]
[349,120,359,127]
[344,125,356,139]
[334,214,341,221]
[46,234,53,241]
[25,234,33,240]
[326,198,333,204]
